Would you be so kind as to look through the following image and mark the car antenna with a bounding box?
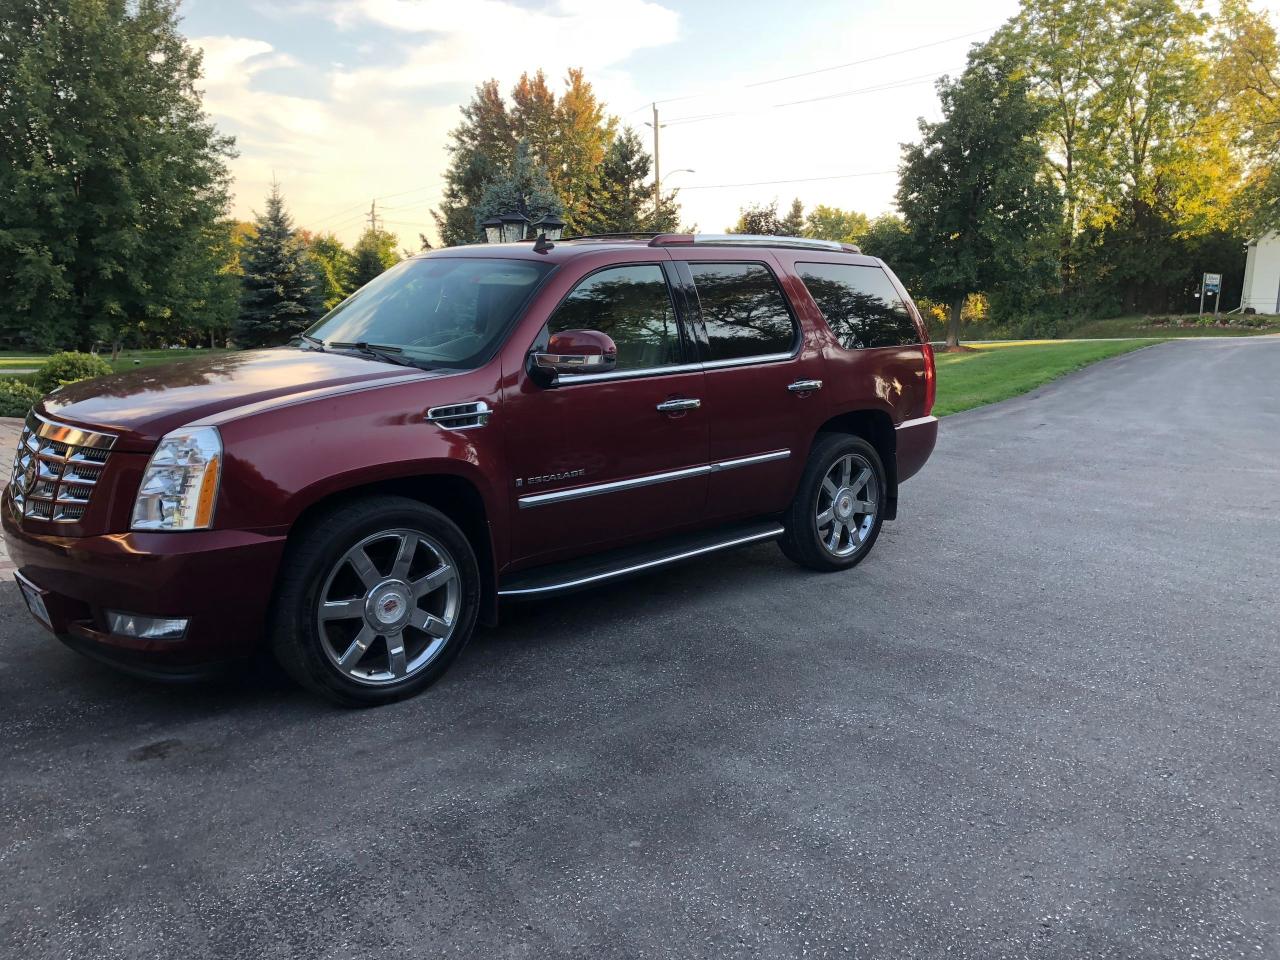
[532,232,554,254]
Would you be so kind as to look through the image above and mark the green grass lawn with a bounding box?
[0,348,234,380]
[933,339,1161,417]
[1064,315,1280,339]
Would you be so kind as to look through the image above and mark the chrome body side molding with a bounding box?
[517,449,791,509]
[895,415,938,431]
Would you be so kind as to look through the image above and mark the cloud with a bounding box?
[190,0,679,241]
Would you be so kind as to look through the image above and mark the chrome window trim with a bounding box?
[896,415,938,431]
[701,351,796,370]
[562,362,702,385]
[497,524,785,597]
[517,449,790,509]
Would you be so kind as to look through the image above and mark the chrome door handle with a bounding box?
[656,398,701,412]
[788,379,823,393]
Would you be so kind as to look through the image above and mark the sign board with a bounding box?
[1203,272,1222,294]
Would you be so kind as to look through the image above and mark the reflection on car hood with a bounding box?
[39,348,432,449]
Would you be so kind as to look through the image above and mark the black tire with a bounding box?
[270,495,481,707]
[779,433,886,572]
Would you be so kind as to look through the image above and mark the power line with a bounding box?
[679,170,897,190]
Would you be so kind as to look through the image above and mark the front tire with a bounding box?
[270,496,481,707]
[779,434,886,572]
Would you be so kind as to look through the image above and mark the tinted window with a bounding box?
[688,262,797,361]
[307,257,551,369]
[547,264,681,370]
[797,263,920,349]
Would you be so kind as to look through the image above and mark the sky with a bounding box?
[177,0,1265,246]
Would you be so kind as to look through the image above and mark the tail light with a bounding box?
[922,342,936,416]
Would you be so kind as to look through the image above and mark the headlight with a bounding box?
[131,426,222,531]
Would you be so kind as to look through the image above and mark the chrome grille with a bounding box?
[9,413,117,523]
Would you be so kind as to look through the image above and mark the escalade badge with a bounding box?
[516,469,585,488]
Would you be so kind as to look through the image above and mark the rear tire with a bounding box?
[270,496,481,707]
[779,434,886,572]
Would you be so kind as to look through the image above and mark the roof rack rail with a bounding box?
[648,233,862,254]
[561,232,663,241]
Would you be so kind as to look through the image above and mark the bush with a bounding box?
[33,351,113,394]
[0,378,41,418]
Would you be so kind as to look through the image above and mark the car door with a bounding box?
[669,252,828,523]
[503,260,709,566]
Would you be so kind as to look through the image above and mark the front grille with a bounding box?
[9,413,116,523]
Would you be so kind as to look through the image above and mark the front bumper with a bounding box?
[3,497,286,675]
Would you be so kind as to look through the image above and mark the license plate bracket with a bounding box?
[15,572,53,631]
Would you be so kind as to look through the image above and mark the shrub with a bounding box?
[33,351,113,394]
[0,378,41,418]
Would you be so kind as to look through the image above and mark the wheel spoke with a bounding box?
[821,477,839,499]
[839,456,852,487]
[347,548,381,589]
[826,524,841,551]
[391,533,418,581]
[409,609,451,638]
[386,633,407,677]
[853,500,875,515]
[411,563,455,599]
[850,467,872,496]
[816,506,835,526]
[320,597,364,621]
[337,625,376,669]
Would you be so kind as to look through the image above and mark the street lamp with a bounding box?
[534,213,565,241]
[499,211,529,243]
[481,217,503,244]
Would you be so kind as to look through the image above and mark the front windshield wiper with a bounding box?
[328,341,423,369]
[299,334,326,352]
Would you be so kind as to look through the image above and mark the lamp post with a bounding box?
[482,206,566,245]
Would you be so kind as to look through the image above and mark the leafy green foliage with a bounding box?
[350,228,400,291]
[33,351,112,393]
[896,49,1062,346]
[804,206,870,244]
[235,184,322,348]
[0,378,41,417]
[306,233,354,312]
[0,0,236,351]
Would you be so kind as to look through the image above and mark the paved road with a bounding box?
[2,338,1278,959]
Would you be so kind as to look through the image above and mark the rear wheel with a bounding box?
[271,496,480,706]
[780,434,885,572]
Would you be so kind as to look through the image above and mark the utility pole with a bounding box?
[651,102,661,206]
[367,199,380,233]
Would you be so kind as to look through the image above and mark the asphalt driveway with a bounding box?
[2,337,1278,959]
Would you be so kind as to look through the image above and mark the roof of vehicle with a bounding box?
[420,233,880,266]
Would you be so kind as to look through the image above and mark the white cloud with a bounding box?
[191,0,679,243]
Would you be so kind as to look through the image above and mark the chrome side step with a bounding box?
[497,520,785,599]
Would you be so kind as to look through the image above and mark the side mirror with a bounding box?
[529,329,617,386]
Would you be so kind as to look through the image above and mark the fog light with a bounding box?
[106,611,189,641]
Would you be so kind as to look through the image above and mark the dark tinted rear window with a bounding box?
[797,263,920,349]
[688,262,797,361]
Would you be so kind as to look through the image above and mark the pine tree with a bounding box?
[433,81,514,247]
[235,184,322,347]
[580,127,679,234]
[474,141,564,235]
[0,0,236,350]
[779,198,806,237]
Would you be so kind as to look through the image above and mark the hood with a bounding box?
[40,348,426,450]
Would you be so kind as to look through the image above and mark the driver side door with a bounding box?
[502,261,709,567]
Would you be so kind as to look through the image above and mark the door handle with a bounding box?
[788,379,823,393]
[656,398,701,412]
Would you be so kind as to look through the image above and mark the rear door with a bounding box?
[669,251,828,523]
[503,259,709,566]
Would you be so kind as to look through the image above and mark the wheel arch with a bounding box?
[812,409,898,521]
[287,473,500,627]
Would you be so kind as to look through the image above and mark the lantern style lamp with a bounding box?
[535,213,566,241]
[499,211,529,243]
[481,217,502,244]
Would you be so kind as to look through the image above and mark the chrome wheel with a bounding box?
[815,452,878,558]
[315,528,460,686]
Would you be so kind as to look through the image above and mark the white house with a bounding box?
[1239,233,1280,313]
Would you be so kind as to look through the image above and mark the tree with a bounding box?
[804,205,870,244]
[235,184,322,347]
[779,198,806,237]
[580,127,679,234]
[433,80,514,247]
[350,227,401,290]
[473,141,564,236]
[728,201,784,234]
[858,214,909,262]
[897,50,1061,348]
[0,0,236,350]
[306,233,354,311]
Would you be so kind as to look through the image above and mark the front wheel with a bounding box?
[779,434,886,572]
[270,496,481,706]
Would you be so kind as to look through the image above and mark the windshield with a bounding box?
[304,257,553,368]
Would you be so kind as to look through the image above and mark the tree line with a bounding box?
[4,0,1280,352]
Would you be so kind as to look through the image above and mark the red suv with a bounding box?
[3,234,937,705]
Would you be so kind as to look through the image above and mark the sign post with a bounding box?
[1202,272,1222,317]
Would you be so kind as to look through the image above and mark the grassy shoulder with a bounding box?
[934,339,1161,417]
[0,348,234,380]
